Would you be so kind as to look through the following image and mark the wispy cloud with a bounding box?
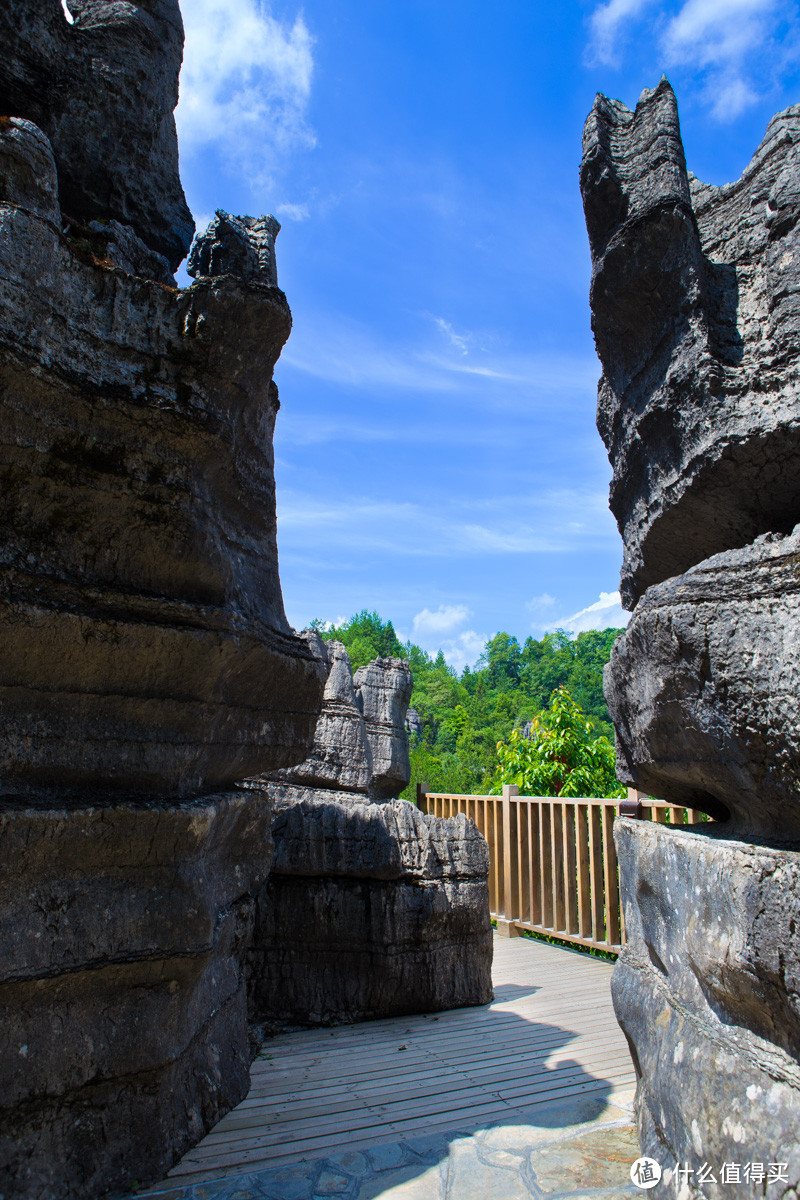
[412,605,471,637]
[276,201,310,222]
[663,0,780,119]
[587,0,658,66]
[276,487,618,558]
[280,310,599,399]
[585,0,795,121]
[177,0,315,186]
[431,317,470,355]
[540,590,630,635]
[526,593,558,623]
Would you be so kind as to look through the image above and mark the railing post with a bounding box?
[619,787,644,819]
[415,781,428,812]
[496,784,520,937]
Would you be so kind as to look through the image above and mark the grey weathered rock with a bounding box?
[0,0,194,268]
[613,819,800,1196]
[188,211,281,287]
[405,706,423,742]
[267,637,374,797]
[354,656,414,800]
[264,640,411,805]
[581,79,800,609]
[582,81,800,1190]
[0,118,324,798]
[0,789,272,1200]
[250,645,491,1028]
[605,527,800,837]
[248,799,493,1027]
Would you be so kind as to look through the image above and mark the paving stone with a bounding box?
[444,1139,531,1200]
[325,1152,369,1176]
[530,1125,640,1194]
[475,1123,571,1154]
[352,1163,445,1200]
[314,1169,352,1196]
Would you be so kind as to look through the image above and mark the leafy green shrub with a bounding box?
[493,686,624,799]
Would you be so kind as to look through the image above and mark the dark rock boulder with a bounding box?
[250,641,493,1028]
[248,799,493,1028]
[613,819,800,1193]
[581,79,800,609]
[266,636,374,798]
[0,0,194,269]
[264,638,411,805]
[0,118,324,799]
[188,211,281,287]
[605,527,800,838]
[582,80,800,1188]
[0,790,273,1200]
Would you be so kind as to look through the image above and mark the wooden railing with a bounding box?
[416,785,707,954]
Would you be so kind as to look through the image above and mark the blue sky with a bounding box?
[175,0,800,669]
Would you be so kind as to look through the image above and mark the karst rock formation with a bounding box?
[581,78,800,1189]
[249,636,494,1028]
[0,4,493,1197]
[0,1,328,1196]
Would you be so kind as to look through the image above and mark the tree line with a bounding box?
[311,611,625,800]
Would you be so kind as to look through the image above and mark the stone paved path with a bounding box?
[137,1088,639,1199]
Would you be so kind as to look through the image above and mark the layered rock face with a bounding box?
[250,639,493,1027]
[249,800,493,1027]
[581,79,800,1188]
[0,118,323,800]
[0,792,272,1200]
[0,0,194,268]
[354,656,414,800]
[0,8,325,1197]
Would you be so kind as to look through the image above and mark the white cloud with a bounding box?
[280,310,599,398]
[412,605,471,638]
[546,590,630,635]
[587,0,658,65]
[663,0,779,120]
[431,317,470,355]
[437,630,489,673]
[526,593,558,623]
[586,0,792,122]
[275,201,310,222]
[276,486,618,561]
[177,0,315,185]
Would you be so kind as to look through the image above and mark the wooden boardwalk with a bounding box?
[163,933,635,1189]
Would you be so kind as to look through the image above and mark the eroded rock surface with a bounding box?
[0,117,324,799]
[265,638,411,805]
[0,0,194,268]
[354,656,414,800]
[582,79,800,609]
[250,641,492,1027]
[249,799,493,1027]
[606,527,800,837]
[0,790,272,1200]
[0,19,325,1194]
[581,79,800,1189]
[613,820,800,1196]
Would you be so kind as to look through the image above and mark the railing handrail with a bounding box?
[415,785,706,955]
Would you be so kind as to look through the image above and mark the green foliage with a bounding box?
[310,611,625,802]
[313,610,404,672]
[493,686,625,799]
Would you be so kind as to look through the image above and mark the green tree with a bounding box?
[493,686,624,799]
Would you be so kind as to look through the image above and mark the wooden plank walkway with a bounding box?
[161,933,635,1189]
